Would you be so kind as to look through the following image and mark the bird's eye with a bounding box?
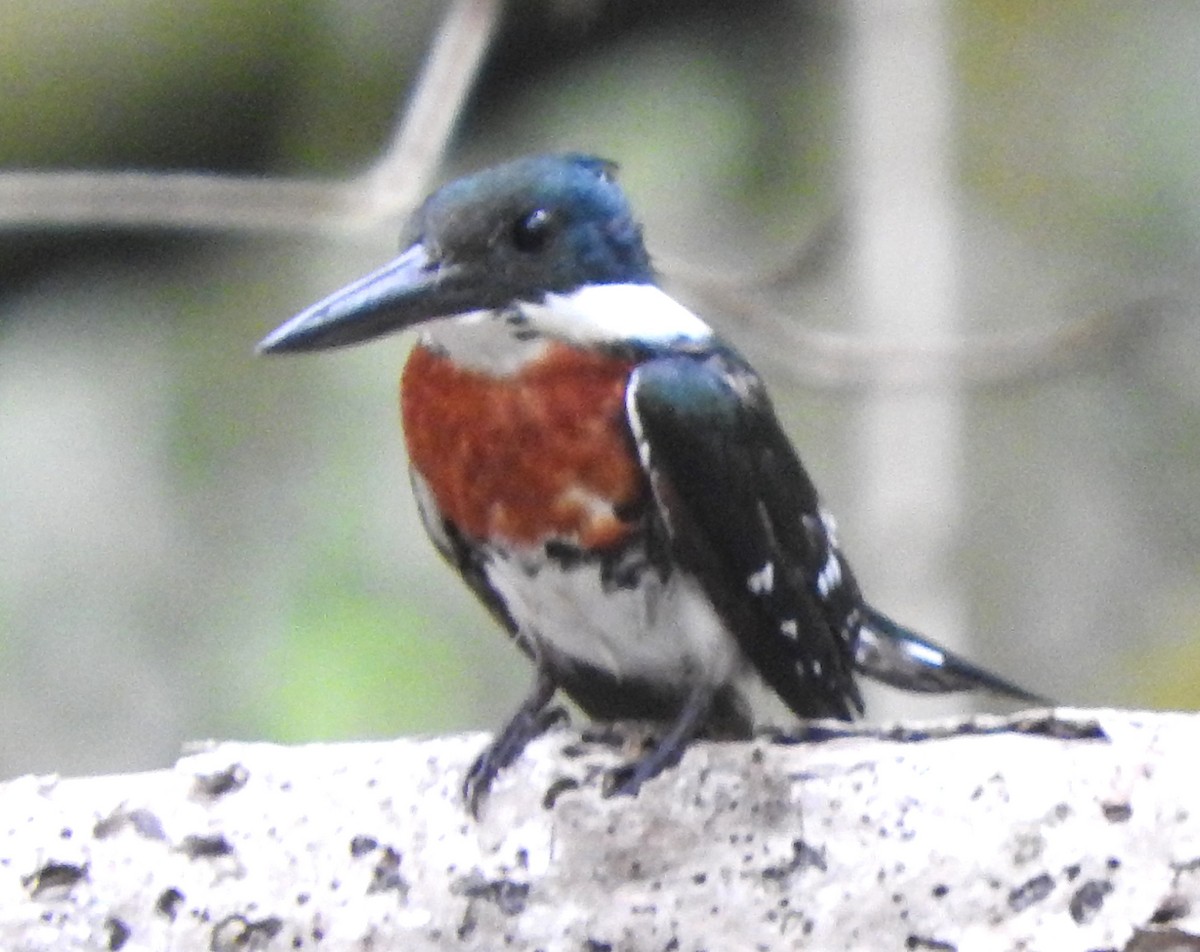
[512,208,553,253]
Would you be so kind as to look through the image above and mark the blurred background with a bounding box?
[1,0,1198,780]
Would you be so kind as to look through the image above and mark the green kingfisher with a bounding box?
[259,154,1046,813]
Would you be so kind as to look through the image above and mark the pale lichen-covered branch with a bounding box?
[1,709,1197,951]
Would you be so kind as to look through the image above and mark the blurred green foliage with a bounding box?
[261,583,457,741]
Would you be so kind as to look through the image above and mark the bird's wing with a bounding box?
[628,350,863,720]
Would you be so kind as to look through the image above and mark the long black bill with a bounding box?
[257,243,472,354]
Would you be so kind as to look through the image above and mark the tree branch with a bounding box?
[1,709,1196,951]
[0,0,501,236]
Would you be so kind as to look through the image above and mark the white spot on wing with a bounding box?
[819,509,840,545]
[816,552,843,599]
[519,284,714,345]
[747,561,775,595]
[814,508,844,599]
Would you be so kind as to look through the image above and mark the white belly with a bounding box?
[483,552,741,692]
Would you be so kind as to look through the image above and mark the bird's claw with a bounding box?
[601,762,645,799]
[462,704,570,817]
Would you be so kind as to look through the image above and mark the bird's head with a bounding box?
[258,154,710,355]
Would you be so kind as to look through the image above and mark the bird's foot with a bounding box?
[462,702,567,817]
[600,731,686,800]
[600,684,718,799]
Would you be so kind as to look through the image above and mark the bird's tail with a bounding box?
[853,605,1051,705]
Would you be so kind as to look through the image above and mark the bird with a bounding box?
[258,153,1047,814]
